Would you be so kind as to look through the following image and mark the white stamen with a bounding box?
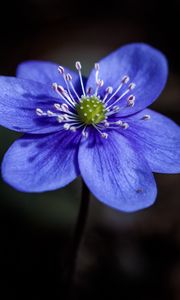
[107,83,136,110]
[101,132,108,139]
[75,61,82,70]
[65,73,81,101]
[69,81,81,101]
[61,73,77,105]
[122,122,129,129]
[106,86,113,94]
[75,61,86,96]
[98,79,104,87]
[66,73,72,81]
[116,120,123,126]
[113,106,120,112]
[63,123,71,130]
[127,95,135,107]
[86,87,93,95]
[61,103,69,112]
[94,63,100,71]
[105,75,130,106]
[52,83,74,108]
[95,63,100,81]
[70,126,77,132]
[106,106,120,117]
[54,103,61,111]
[93,124,108,139]
[58,66,65,74]
[58,66,80,103]
[104,121,110,127]
[47,110,54,117]
[37,63,138,140]
[63,114,70,120]
[61,89,76,107]
[95,79,104,95]
[56,84,64,93]
[128,82,136,90]
[121,75,130,84]
[57,115,64,123]
[36,108,44,116]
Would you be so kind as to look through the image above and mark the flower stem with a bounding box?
[66,180,90,296]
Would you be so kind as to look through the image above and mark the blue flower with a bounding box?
[0,43,180,212]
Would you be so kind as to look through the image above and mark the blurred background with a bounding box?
[0,0,180,299]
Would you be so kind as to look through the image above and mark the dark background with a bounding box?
[0,1,180,299]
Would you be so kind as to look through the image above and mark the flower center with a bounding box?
[35,61,151,139]
[76,96,106,124]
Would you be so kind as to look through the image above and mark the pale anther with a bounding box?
[106,86,113,94]
[54,103,61,110]
[61,103,69,112]
[122,122,129,129]
[64,123,70,130]
[36,108,44,116]
[101,133,108,139]
[75,61,81,70]
[116,120,123,125]
[66,73,72,81]
[47,110,54,116]
[122,75,130,84]
[58,66,64,74]
[94,63,100,71]
[128,82,136,90]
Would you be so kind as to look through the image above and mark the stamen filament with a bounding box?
[63,75,77,105]
[102,87,113,103]
[76,61,86,97]
[105,75,130,106]
[107,83,135,110]
[52,83,75,109]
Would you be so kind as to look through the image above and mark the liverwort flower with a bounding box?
[0,43,180,212]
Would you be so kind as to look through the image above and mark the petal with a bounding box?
[0,76,67,134]
[17,60,78,84]
[123,109,180,173]
[1,130,80,192]
[17,61,86,98]
[86,43,168,116]
[78,130,157,212]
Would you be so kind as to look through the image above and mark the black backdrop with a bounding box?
[0,1,180,299]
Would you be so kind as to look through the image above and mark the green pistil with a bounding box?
[76,96,106,124]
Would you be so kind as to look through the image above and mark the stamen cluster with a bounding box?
[36,62,150,138]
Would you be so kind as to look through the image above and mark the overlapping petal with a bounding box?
[123,109,180,173]
[17,61,86,99]
[87,43,168,116]
[1,44,179,213]
[0,76,67,133]
[1,130,81,192]
[78,130,157,212]
[17,61,77,84]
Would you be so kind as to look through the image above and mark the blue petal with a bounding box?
[78,130,157,212]
[0,76,67,133]
[17,60,76,84]
[123,109,180,173]
[16,60,86,96]
[86,43,168,116]
[1,130,80,192]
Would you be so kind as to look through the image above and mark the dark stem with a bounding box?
[65,180,90,297]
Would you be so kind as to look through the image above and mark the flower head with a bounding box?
[0,43,180,212]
